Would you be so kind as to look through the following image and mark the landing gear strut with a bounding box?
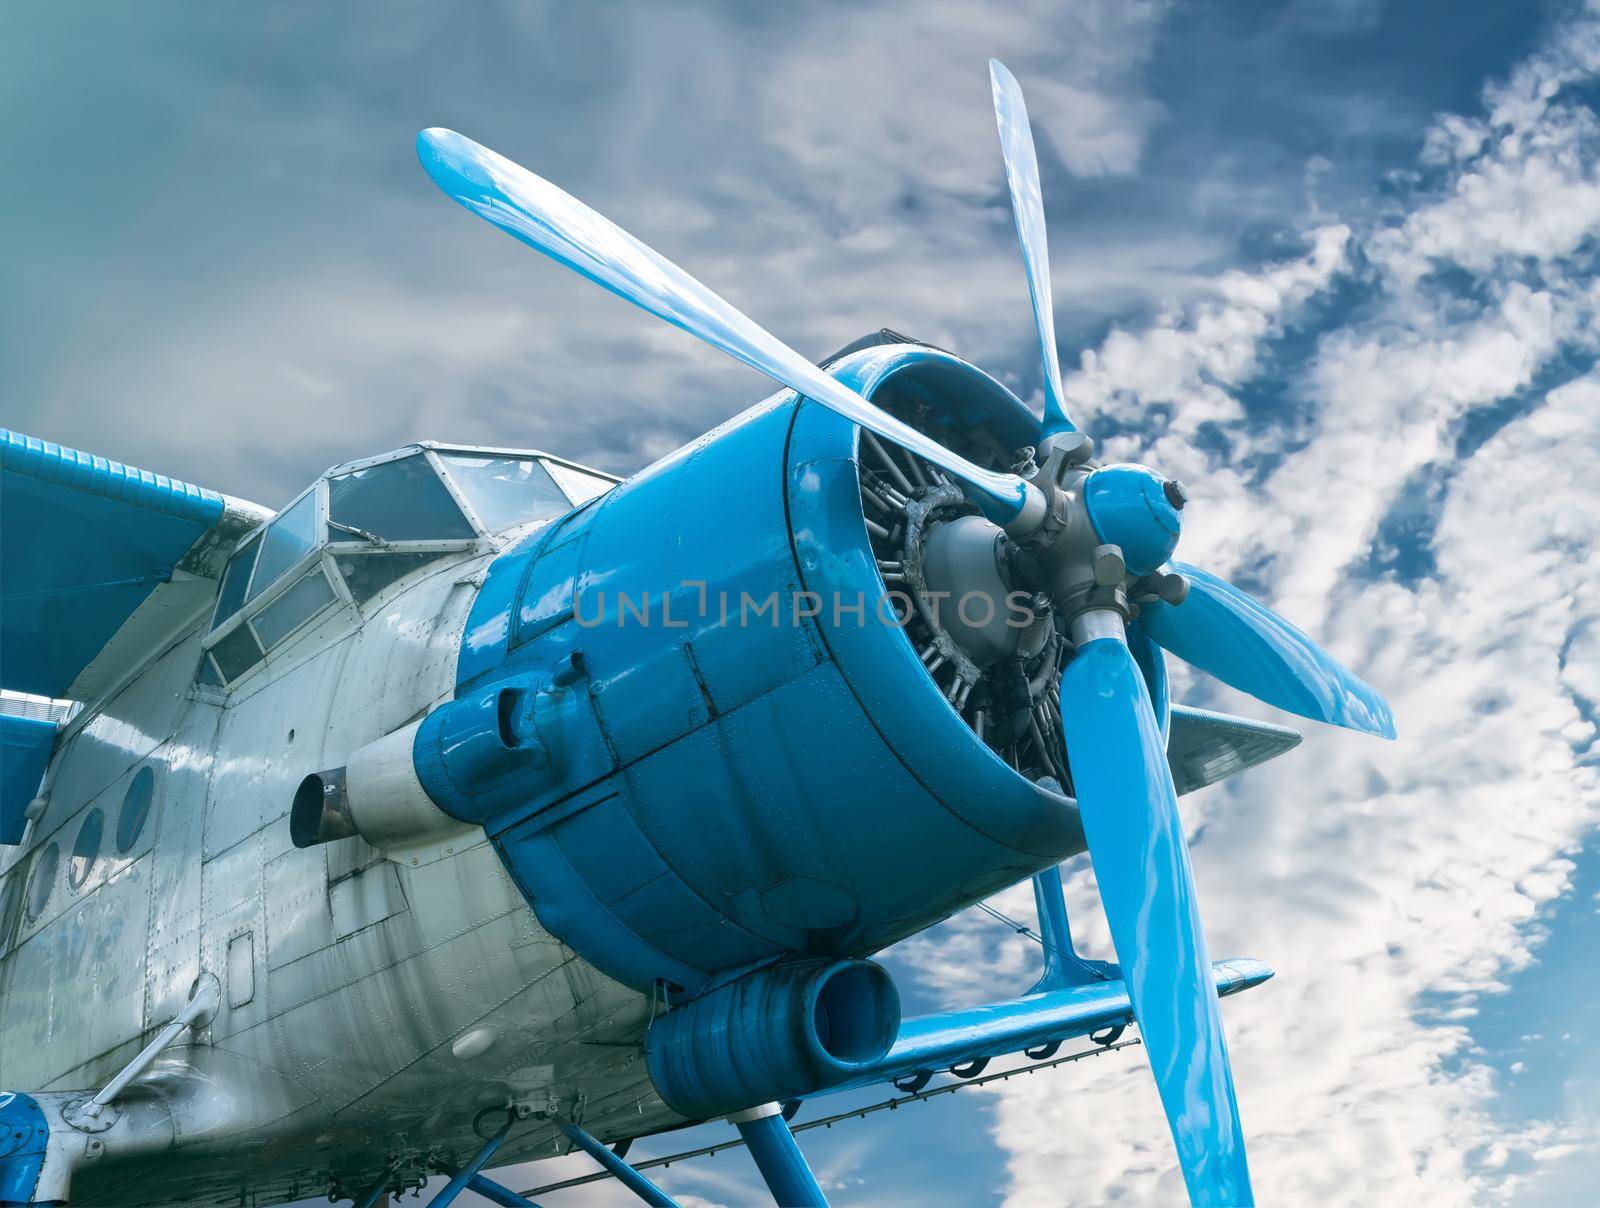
[730,1102,829,1207]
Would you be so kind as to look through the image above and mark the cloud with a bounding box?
[1374,17,1600,285]
[2,0,1181,509]
[890,6,1600,1203]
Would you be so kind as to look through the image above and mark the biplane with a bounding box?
[0,62,1391,1207]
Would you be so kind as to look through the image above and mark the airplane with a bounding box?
[0,61,1393,1208]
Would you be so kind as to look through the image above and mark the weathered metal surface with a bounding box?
[0,513,670,1206]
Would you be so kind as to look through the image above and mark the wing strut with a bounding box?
[556,1119,681,1207]
[731,1104,829,1207]
[1027,864,1117,991]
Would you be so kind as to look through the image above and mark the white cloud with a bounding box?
[768,0,1169,203]
[8,0,1188,511]
[893,8,1600,1204]
[1375,4,1600,286]
[1066,221,1349,453]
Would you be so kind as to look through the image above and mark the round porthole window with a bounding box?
[117,767,155,855]
[26,843,59,921]
[70,808,104,890]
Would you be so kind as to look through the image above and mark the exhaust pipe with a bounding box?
[291,721,470,853]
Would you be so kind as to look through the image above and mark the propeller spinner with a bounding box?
[416,62,1395,1206]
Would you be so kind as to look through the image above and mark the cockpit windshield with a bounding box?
[327,454,475,544]
[202,443,616,688]
[436,454,570,533]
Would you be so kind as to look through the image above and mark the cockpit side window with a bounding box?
[437,454,572,533]
[334,551,446,605]
[248,491,318,602]
[327,454,474,543]
[211,532,261,631]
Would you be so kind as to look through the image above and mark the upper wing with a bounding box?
[1168,703,1301,795]
[0,428,268,703]
[1,429,266,843]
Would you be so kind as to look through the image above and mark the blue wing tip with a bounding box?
[1217,958,1275,994]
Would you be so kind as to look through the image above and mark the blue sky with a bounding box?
[7,1,1600,1203]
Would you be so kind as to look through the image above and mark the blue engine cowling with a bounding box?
[429,343,1084,997]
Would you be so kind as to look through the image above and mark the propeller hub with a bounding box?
[1082,464,1183,576]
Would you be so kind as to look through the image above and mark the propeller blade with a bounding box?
[1058,633,1253,1206]
[1126,617,1170,745]
[989,60,1075,438]
[416,128,1037,523]
[1140,561,1396,739]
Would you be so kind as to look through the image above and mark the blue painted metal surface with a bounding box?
[0,715,55,845]
[644,959,899,1120]
[0,1091,49,1205]
[1058,637,1253,1206]
[734,1109,828,1208]
[435,1166,542,1207]
[448,345,1082,997]
[1126,618,1170,744]
[428,1118,512,1208]
[461,1172,541,1208]
[413,670,563,820]
[788,348,1077,860]
[822,958,1272,1098]
[1083,464,1183,576]
[414,128,1037,525]
[1026,866,1115,991]
[1142,561,1397,739]
[988,59,1075,438]
[556,1120,679,1208]
[0,428,225,697]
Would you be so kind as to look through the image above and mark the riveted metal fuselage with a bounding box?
[0,540,667,1205]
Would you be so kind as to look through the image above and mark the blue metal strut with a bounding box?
[731,1103,828,1207]
[556,1120,680,1207]
[428,1117,513,1207]
[1027,865,1116,991]
[439,1167,542,1207]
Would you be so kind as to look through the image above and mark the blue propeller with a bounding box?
[989,59,1075,438]
[986,60,1394,742]
[1140,562,1396,739]
[1058,632,1251,1205]
[418,65,1393,1207]
[987,58,1394,1207]
[415,128,1042,528]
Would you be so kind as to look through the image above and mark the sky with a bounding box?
[7,1,1600,1204]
